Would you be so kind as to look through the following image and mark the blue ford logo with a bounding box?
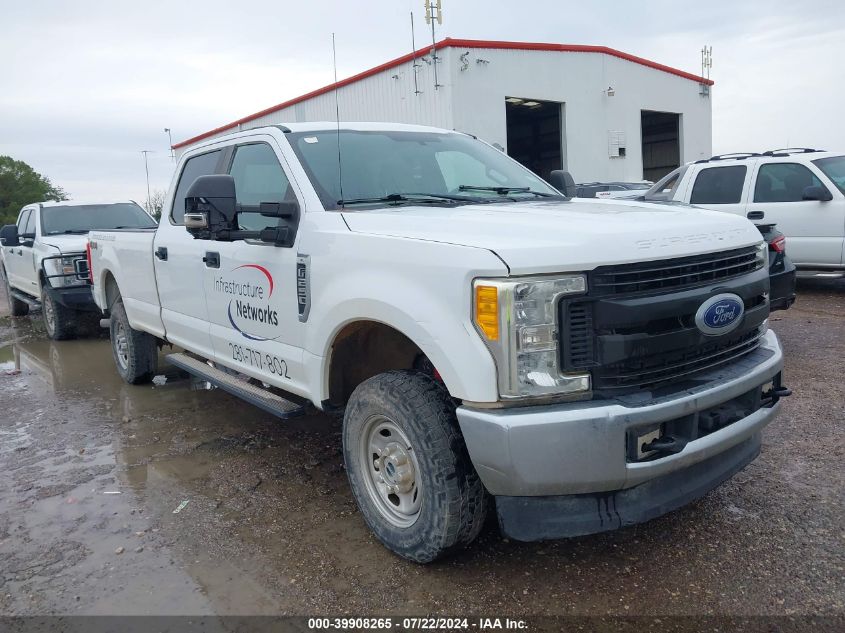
[695,293,744,336]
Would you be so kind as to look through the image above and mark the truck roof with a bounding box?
[188,122,464,151]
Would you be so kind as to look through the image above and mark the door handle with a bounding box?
[155,246,168,261]
[747,211,765,220]
[203,252,220,268]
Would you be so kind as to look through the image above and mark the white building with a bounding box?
[174,38,714,184]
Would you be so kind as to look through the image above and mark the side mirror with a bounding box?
[0,224,20,247]
[802,185,833,202]
[184,174,237,238]
[549,170,576,197]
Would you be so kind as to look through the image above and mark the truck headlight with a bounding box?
[755,241,767,268]
[473,274,590,401]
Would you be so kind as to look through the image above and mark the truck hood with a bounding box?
[39,234,89,254]
[341,199,762,274]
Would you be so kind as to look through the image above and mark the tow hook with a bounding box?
[773,386,792,397]
[642,435,688,456]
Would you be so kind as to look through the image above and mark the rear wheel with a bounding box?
[42,287,76,340]
[2,267,29,317]
[343,370,488,563]
[110,300,157,384]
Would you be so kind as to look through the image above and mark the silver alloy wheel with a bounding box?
[114,321,129,371]
[43,293,56,335]
[358,414,422,527]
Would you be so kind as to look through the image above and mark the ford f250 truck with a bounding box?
[1,201,156,339]
[88,123,790,563]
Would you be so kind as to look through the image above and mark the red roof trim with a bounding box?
[173,38,714,149]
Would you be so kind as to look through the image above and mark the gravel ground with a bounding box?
[0,278,842,624]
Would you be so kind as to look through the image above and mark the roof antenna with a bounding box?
[332,33,344,207]
[424,1,443,89]
[410,11,421,95]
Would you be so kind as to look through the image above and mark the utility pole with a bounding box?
[140,150,153,208]
[164,128,175,160]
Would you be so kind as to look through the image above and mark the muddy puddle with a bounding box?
[1,285,843,617]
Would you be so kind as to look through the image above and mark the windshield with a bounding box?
[40,203,156,235]
[813,156,845,194]
[287,129,560,210]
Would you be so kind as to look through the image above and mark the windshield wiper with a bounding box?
[458,185,563,198]
[48,229,89,235]
[338,193,474,207]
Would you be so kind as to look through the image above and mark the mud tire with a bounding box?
[42,286,76,340]
[343,370,488,563]
[110,300,157,384]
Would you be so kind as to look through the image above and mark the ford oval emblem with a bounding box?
[695,293,745,336]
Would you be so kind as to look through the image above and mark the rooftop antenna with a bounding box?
[140,150,153,208]
[332,33,345,206]
[410,11,421,95]
[701,45,713,81]
[424,0,443,89]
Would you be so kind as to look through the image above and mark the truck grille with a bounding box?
[590,246,761,296]
[560,247,770,395]
[593,329,763,391]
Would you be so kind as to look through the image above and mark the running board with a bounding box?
[166,352,308,419]
[10,290,41,310]
[797,270,844,279]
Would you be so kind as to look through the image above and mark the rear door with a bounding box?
[154,148,224,358]
[203,136,308,396]
[745,161,843,266]
[684,163,752,219]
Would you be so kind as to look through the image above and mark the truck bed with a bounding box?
[88,229,164,337]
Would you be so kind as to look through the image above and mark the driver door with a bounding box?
[203,136,308,397]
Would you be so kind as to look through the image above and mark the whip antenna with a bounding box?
[332,33,344,206]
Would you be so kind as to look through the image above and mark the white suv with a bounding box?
[637,149,845,271]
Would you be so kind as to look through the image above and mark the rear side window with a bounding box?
[170,150,222,224]
[754,163,825,202]
[690,166,747,204]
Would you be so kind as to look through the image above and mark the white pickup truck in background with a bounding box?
[0,201,156,339]
[633,149,845,273]
[88,123,790,562]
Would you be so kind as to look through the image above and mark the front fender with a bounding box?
[302,234,508,404]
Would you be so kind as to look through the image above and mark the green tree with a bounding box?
[0,156,69,225]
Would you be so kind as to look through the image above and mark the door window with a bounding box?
[16,209,31,233]
[690,166,747,204]
[228,143,292,231]
[754,163,826,202]
[170,150,223,224]
[23,210,36,238]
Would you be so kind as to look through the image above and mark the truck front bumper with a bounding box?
[45,284,98,311]
[456,329,784,540]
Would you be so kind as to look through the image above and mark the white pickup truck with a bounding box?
[0,201,156,338]
[88,123,790,562]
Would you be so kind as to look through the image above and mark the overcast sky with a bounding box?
[1,0,842,204]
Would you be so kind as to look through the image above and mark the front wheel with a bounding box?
[42,287,75,340]
[343,370,488,563]
[109,300,157,384]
